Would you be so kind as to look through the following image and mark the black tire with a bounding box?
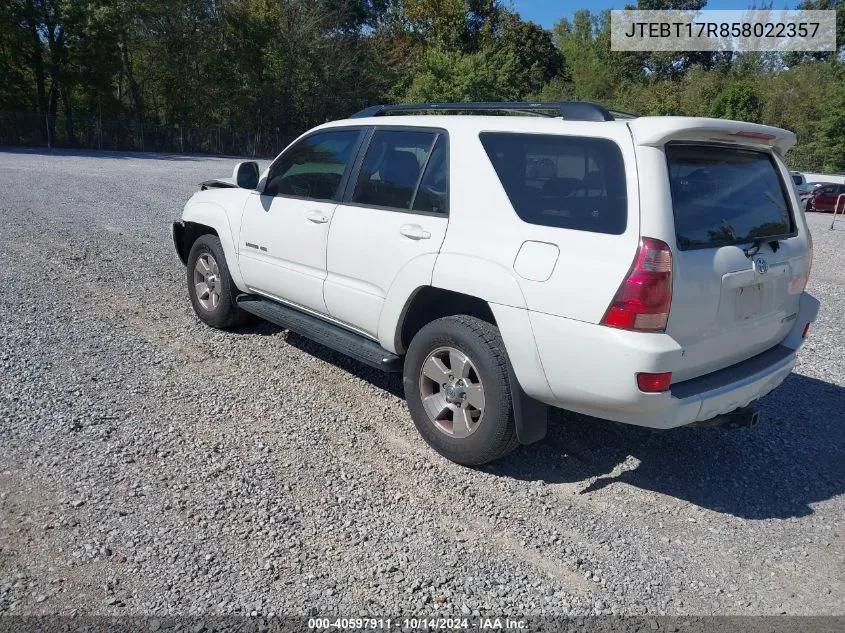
[404,315,518,466]
[805,198,813,213]
[186,234,247,329]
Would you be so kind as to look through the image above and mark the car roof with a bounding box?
[314,114,795,153]
[316,115,631,135]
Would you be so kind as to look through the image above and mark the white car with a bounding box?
[172,101,819,466]
[791,170,807,188]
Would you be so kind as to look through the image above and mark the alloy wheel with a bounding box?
[193,252,221,311]
[418,346,485,439]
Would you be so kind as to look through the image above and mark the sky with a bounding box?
[511,0,799,29]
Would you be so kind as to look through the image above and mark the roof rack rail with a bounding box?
[350,101,626,122]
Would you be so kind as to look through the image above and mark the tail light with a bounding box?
[601,237,673,332]
[802,323,811,339]
[637,372,672,393]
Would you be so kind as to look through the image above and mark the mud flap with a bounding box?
[507,362,548,445]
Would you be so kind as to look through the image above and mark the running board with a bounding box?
[236,295,403,372]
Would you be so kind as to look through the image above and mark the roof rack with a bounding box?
[349,101,634,122]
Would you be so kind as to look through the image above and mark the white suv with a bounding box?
[172,101,819,465]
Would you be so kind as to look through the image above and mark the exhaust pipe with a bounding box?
[691,405,760,429]
[721,406,760,429]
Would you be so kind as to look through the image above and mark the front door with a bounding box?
[238,128,363,313]
[325,128,449,337]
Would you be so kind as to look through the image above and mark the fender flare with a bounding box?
[179,201,246,291]
[395,254,549,446]
[431,253,528,310]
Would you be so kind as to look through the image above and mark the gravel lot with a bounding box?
[0,148,843,618]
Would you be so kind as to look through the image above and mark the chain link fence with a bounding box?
[0,112,295,159]
[2,111,842,179]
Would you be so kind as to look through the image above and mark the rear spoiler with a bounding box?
[628,117,796,155]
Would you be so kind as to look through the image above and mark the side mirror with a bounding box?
[233,161,259,189]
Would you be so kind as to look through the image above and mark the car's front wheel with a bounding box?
[404,315,518,466]
[186,234,247,329]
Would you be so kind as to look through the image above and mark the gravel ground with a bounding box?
[0,148,843,618]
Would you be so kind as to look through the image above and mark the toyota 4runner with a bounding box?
[172,101,819,466]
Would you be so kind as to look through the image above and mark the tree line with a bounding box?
[1,0,844,171]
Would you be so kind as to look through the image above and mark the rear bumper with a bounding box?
[667,344,795,426]
[524,292,819,429]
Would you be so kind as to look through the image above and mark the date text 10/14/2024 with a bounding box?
[307,617,528,630]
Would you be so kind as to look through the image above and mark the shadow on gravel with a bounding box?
[0,147,241,162]
[272,330,406,398]
[490,372,845,520]
[224,319,845,521]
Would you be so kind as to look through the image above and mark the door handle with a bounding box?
[399,224,431,240]
[307,210,329,224]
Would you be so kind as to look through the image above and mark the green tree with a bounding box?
[547,10,641,103]
[786,0,845,62]
[0,0,843,174]
[710,82,763,122]
[495,12,563,96]
[807,67,845,172]
[402,0,501,53]
[404,46,521,102]
[0,1,36,115]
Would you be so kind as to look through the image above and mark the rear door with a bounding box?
[324,127,449,337]
[635,133,810,381]
[815,184,843,211]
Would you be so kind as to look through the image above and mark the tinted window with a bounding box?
[412,136,448,214]
[666,145,794,250]
[479,133,627,234]
[353,130,437,210]
[791,174,803,185]
[265,129,360,200]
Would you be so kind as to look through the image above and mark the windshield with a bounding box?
[667,145,794,250]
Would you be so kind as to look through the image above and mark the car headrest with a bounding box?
[383,150,421,189]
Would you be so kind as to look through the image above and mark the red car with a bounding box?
[806,182,845,212]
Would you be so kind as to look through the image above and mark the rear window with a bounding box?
[667,145,795,250]
[479,133,627,235]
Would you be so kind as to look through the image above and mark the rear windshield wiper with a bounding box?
[743,237,780,257]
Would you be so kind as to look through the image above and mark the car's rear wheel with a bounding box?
[186,234,247,329]
[404,315,518,466]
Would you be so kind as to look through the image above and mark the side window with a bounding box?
[352,130,437,210]
[479,132,627,235]
[412,136,448,214]
[264,129,360,201]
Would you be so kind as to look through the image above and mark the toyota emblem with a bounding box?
[754,257,769,275]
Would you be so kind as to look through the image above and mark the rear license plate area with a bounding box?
[735,284,763,319]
